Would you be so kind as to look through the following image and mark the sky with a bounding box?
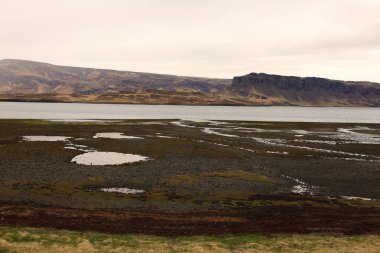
[1,0,380,81]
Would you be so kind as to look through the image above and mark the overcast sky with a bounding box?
[1,0,379,81]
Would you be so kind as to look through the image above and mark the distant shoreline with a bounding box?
[0,98,378,108]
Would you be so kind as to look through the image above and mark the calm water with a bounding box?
[1,102,379,123]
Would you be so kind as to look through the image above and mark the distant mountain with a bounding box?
[0,59,233,104]
[228,73,380,106]
[0,59,379,106]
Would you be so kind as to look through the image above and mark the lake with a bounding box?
[0,102,379,123]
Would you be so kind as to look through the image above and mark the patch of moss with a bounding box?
[200,170,276,184]
[162,175,196,186]
[163,170,276,187]
[2,226,380,253]
[0,247,10,253]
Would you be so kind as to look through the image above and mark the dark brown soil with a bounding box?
[1,195,380,236]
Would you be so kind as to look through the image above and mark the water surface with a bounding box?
[1,102,379,123]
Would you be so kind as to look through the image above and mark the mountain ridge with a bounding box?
[0,59,379,106]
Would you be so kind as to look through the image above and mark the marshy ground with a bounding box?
[0,119,380,238]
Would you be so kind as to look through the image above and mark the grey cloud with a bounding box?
[0,0,379,82]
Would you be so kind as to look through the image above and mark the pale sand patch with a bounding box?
[156,135,175,139]
[71,151,148,165]
[170,121,197,128]
[94,132,143,139]
[100,187,145,194]
[23,136,71,142]
[341,195,372,201]
[202,128,239,138]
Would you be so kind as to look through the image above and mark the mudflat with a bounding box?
[0,119,379,235]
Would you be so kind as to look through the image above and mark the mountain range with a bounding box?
[0,59,379,106]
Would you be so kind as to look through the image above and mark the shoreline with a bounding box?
[0,98,378,107]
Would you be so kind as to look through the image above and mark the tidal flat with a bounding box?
[0,119,380,235]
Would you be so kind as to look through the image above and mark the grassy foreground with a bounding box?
[0,226,380,253]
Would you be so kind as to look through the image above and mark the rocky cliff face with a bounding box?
[228,73,380,106]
